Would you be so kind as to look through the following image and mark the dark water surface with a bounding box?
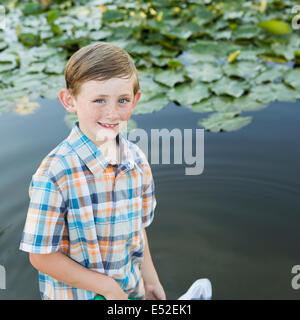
[0,97,299,299]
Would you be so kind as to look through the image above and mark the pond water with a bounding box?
[0,97,299,300]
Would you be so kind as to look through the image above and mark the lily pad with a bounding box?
[167,81,210,105]
[249,83,300,103]
[153,68,186,88]
[222,61,266,80]
[210,77,248,98]
[248,84,277,104]
[198,112,252,132]
[0,53,18,72]
[132,93,169,115]
[283,68,300,90]
[254,66,285,84]
[257,20,292,35]
[185,63,222,83]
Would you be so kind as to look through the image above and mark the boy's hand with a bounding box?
[144,281,166,300]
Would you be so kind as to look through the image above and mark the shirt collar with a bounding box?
[67,121,141,177]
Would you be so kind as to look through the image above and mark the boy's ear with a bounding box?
[132,91,141,109]
[58,88,77,114]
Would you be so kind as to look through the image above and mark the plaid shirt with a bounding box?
[19,121,156,300]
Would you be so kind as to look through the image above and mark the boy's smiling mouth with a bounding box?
[98,122,119,129]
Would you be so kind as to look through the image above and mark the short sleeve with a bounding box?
[142,165,157,228]
[19,174,67,254]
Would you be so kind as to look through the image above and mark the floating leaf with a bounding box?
[222,61,266,80]
[232,24,262,40]
[210,77,248,98]
[187,96,238,113]
[248,84,278,104]
[185,63,222,83]
[0,53,17,72]
[198,112,252,132]
[231,95,268,111]
[249,83,300,103]
[283,68,300,90]
[271,83,300,102]
[257,20,292,35]
[153,68,185,87]
[167,81,210,105]
[132,93,169,115]
[186,99,215,113]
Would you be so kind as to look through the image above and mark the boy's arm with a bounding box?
[29,251,128,300]
[141,228,166,300]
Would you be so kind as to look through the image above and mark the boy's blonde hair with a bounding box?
[64,42,140,97]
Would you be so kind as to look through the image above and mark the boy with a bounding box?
[19,42,166,300]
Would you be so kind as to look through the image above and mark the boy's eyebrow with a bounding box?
[93,93,132,98]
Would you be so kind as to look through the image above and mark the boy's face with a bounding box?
[67,77,141,146]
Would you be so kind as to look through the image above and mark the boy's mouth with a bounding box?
[98,122,119,129]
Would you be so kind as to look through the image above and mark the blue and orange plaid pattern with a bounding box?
[19,121,156,300]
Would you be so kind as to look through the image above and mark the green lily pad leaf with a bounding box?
[162,26,193,40]
[283,68,300,90]
[191,6,215,26]
[186,40,219,62]
[44,53,67,74]
[186,99,215,113]
[249,83,300,103]
[0,53,17,72]
[187,95,239,113]
[198,112,252,132]
[132,93,169,115]
[89,29,113,41]
[231,95,268,111]
[222,61,266,79]
[147,56,170,67]
[210,77,248,98]
[103,9,127,22]
[214,30,232,40]
[232,24,262,40]
[185,63,222,83]
[257,20,292,35]
[271,83,300,102]
[167,81,210,105]
[153,68,185,87]
[236,48,264,61]
[248,84,277,104]
[22,2,48,15]
[223,11,244,20]
[139,74,167,97]
[254,66,285,84]
[125,42,151,55]
[0,40,8,51]
[26,62,45,73]
[111,26,134,40]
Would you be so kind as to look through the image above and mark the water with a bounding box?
[0,97,299,299]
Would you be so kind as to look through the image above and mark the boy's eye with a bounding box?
[94,98,130,104]
[119,98,130,104]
